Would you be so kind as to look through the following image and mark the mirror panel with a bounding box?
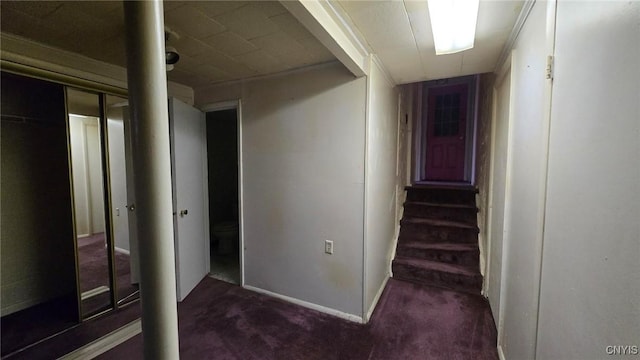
[67,88,113,318]
[105,95,140,304]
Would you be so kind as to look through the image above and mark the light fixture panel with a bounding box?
[428,0,480,55]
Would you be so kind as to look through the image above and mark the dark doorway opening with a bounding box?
[206,109,240,284]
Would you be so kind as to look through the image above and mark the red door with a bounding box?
[424,84,468,181]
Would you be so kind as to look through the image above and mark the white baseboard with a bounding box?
[77,234,90,239]
[243,285,364,324]
[498,345,506,360]
[58,319,141,360]
[114,247,130,255]
[365,275,389,322]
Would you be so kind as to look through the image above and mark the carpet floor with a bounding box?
[78,233,139,304]
[98,277,497,359]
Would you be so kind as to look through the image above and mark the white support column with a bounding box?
[122,1,180,359]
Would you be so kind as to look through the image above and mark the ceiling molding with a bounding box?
[1,33,128,90]
[494,0,536,74]
[370,54,396,87]
[279,0,370,77]
[1,33,194,104]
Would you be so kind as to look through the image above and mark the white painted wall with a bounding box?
[196,63,367,318]
[85,123,105,233]
[364,57,399,319]
[536,1,640,357]
[69,115,105,236]
[69,115,90,237]
[486,70,510,329]
[489,2,552,358]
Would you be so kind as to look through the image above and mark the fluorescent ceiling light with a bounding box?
[428,0,480,55]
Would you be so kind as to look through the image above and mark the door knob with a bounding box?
[126,204,135,211]
[179,209,188,217]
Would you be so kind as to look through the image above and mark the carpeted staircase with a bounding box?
[392,185,483,294]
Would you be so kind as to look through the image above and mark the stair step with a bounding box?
[400,217,478,229]
[403,201,478,224]
[392,257,482,295]
[405,185,477,205]
[396,242,479,266]
[399,218,479,244]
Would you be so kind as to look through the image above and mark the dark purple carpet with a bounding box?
[78,234,139,318]
[78,234,111,293]
[98,277,497,359]
[78,234,138,303]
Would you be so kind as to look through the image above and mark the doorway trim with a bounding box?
[200,100,244,286]
[413,75,478,184]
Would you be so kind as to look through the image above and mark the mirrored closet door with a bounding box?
[67,88,115,318]
[105,94,140,306]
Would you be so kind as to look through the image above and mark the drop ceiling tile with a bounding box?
[163,1,187,12]
[191,49,258,79]
[424,54,464,80]
[191,1,248,18]
[0,1,65,19]
[340,1,416,49]
[476,1,524,35]
[460,38,505,74]
[234,50,289,74]
[214,4,280,40]
[172,35,212,58]
[168,68,206,87]
[173,55,202,71]
[376,47,423,83]
[0,7,72,47]
[250,31,306,60]
[268,13,313,40]
[247,1,289,18]
[297,37,336,62]
[165,5,226,39]
[47,3,122,39]
[201,31,258,56]
[404,1,433,49]
[194,63,233,82]
[69,1,122,20]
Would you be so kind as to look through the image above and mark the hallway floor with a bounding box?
[98,277,497,359]
[209,249,240,285]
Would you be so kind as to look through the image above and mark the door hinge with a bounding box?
[546,55,554,80]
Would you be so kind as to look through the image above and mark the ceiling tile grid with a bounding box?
[0,1,336,88]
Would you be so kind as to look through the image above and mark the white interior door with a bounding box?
[170,97,209,301]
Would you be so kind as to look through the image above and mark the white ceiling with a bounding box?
[337,0,524,84]
[0,1,336,88]
[0,1,523,88]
